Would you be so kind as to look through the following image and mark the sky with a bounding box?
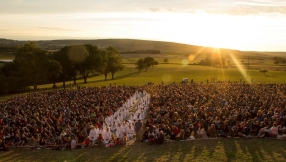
[0,0,286,51]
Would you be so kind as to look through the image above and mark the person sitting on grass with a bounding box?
[259,125,271,138]
[140,129,149,142]
[148,129,156,144]
[29,136,38,148]
[45,134,55,147]
[71,137,77,150]
[176,129,185,140]
[103,128,112,145]
[115,137,121,145]
[77,132,85,145]
[270,123,279,137]
[97,133,104,147]
[109,135,116,147]
[155,131,165,144]
[126,125,135,139]
[0,139,9,151]
[242,123,251,139]
[53,136,63,150]
[208,124,217,138]
[170,125,179,140]
[12,134,21,147]
[18,134,28,147]
[82,136,90,148]
[196,125,208,139]
[121,133,128,145]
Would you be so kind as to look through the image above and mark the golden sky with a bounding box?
[0,0,286,51]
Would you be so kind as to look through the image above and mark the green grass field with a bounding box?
[0,138,285,162]
[0,63,285,102]
[39,63,286,88]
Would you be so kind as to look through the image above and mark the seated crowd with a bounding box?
[145,83,286,141]
[0,86,150,150]
[1,82,286,151]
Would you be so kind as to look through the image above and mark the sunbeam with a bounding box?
[228,51,251,83]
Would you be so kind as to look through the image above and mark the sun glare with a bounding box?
[228,51,251,83]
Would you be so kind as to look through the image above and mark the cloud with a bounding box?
[207,0,286,15]
[36,27,80,31]
[148,8,161,12]
[141,0,286,16]
[144,7,178,13]
[234,0,286,7]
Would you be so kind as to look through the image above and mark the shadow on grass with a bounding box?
[265,75,278,78]
[221,138,238,162]
[114,72,139,80]
[79,72,140,84]
[1,139,286,162]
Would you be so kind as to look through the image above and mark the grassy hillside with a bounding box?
[0,38,242,54]
[0,38,260,55]
[0,38,285,62]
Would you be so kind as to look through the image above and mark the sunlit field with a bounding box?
[0,138,285,162]
[36,63,286,88]
[0,56,285,102]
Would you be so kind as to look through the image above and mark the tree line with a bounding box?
[121,49,160,54]
[135,57,158,74]
[0,42,124,95]
[273,57,286,64]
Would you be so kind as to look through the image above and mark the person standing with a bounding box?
[134,119,143,142]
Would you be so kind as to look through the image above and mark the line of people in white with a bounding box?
[88,91,150,146]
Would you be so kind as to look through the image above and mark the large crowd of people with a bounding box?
[145,83,286,141]
[1,82,286,151]
[0,86,150,150]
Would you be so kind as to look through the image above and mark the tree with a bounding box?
[0,74,7,94]
[260,69,268,75]
[68,45,89,85]
[144,57,155,71]
[273,57,286,64]
[53,46,73,89]
[163,58,169,64]
[13,42,49,90]
[99,46,124,81]
[99,50,109,81]
[47,59,62,88]
[108,55,124,80]
[0,62,18,77]
[135,58,145,74]
[77,45,101,83]
[0,62,29,93]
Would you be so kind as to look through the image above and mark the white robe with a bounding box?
[126,127,135,138]
[110,123,117,131]
[89,129,97,141]
[116,126,124,139]
[104,131,112,142]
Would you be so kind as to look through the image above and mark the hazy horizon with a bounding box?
[1,0,286,51]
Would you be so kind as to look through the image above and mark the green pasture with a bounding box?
[0,63,286,102]
[32,64,286,90]
[0,138,285,162]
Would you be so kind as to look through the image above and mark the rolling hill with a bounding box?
[0,38,284,61]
